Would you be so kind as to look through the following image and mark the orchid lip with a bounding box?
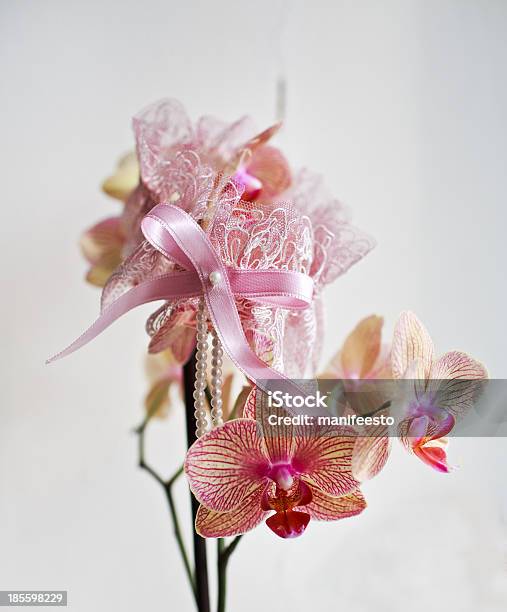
[266,510,310,539]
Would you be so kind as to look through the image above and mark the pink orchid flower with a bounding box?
[185,399,365,539]
[392,311,488,472]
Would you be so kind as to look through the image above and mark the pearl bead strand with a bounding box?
[210,329,224,427]
[193,297,209,437]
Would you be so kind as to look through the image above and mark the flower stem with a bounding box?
[184,349,211,612]
[163,466,195,593]
[217,536,243,612]
[136,415,197,604]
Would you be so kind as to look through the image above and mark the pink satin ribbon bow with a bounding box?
[48,204,316,400]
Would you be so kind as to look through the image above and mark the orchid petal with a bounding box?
[392,311,434,380]
[185,419,269,512]
[341,315,383,379]
[241,122,282,153]
[144,351,182,418]
[80,217,124,266]
[294,431,359,497]
[428,351,487,417]
[144,378,171,419]
[145,349,180,383]
[148,323,196,362]
[256,390,298,463]
[305,488,366,521]
[196,115,257,163]
[352,433,391,481]
[247,146,291,201]
[80,217,125,288]
[146,305,197,362]
[242,386,257,420]
[86,266,118,288]
[101,152,139,201]
[195,485,266,537]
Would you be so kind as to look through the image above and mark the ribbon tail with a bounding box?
[46,275,195,364]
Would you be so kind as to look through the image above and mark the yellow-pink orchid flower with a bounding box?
[185,398,365,539]
[320,315,392,482]
[80,216,126,287]
[80,153,139,287]
[392,311,488,472]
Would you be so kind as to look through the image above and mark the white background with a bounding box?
[1,1,507,610]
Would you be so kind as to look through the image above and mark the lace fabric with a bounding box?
[98,99,375,377]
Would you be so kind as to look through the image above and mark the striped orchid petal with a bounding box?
[255,390,298,464]
[242,386,257,420]
[195,486,267,537]
[305,488,366,521]
[428,351,487,417]
[392,311,434,380]
[185,419,269,513]
[294,431,359,497]
[352,432,391,482]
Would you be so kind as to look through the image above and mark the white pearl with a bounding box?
[209,271,222,286]
[211,380,222,399]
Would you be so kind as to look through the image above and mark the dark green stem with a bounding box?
[217,536,243,612]
[136,414,197,605]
